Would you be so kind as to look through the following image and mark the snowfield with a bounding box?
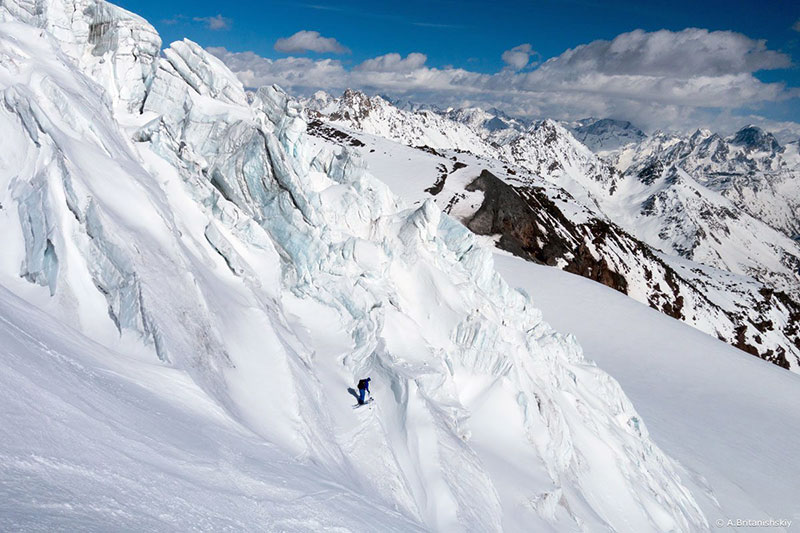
[0,285,422,532]
[0,0,798,531]
[495,255,800,532]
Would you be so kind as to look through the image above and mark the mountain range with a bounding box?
[303,89,800,372]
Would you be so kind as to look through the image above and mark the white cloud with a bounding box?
[501,44,534,70]
[274,30,349,54]
[538,28,789,77]
[193,15,231,31]
[209,28,799,135]
[355,53,428,72]
[793,18,800,32]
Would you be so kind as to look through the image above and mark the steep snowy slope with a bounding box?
[0,2,713,530]
[0,285,422,532]
[495,256,800,532]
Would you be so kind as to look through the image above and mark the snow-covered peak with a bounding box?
[729,124,782,153]
[566,117,647,152]
[503,118,619,200]
[445,106,496,130]
[332,88,382,120]
[307,89,335,110]
[610,121,800,241]
[304,89,498,156]
[446,106,524,132]
[688,128,714,144]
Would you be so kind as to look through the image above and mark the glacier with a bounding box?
[2,0,790,531]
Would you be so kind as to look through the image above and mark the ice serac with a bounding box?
[0,7,711,530]
[0,0,161,112]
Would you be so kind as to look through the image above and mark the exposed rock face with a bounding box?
[730,125,782,153]
[567,117,647,152]
[465,170,628,293]
[461,170,799,370]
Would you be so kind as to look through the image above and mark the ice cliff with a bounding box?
[0,1,710,530]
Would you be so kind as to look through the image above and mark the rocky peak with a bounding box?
[330,88,375,122]
[568,117,647,152]
[484,116,509,131]
[688,128,713,145]
[340,88,372,108]
[730,125,782,153]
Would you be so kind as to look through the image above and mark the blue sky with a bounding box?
[117,0,800,135]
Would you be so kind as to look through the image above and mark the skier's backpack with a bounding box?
[357,379,367,390]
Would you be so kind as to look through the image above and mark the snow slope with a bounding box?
[0,285,421,532]
[495,255,800,532]
[0,2,715,530]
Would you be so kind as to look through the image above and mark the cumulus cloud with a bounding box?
[355,53,428,72]
[501,44,534,70]
[541,28,789,77]
[209,28,798,135]
[193,15,231,31]
[274,30,349,54]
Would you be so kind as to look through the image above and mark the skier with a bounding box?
[357,377,371,405]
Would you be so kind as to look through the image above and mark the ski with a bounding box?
[352,398,374,409]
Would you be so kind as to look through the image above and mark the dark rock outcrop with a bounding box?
[462,169,799,367]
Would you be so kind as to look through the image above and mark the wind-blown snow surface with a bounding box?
[0,285,421,532]
[0,3,712,531]
[495,255,800,532]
